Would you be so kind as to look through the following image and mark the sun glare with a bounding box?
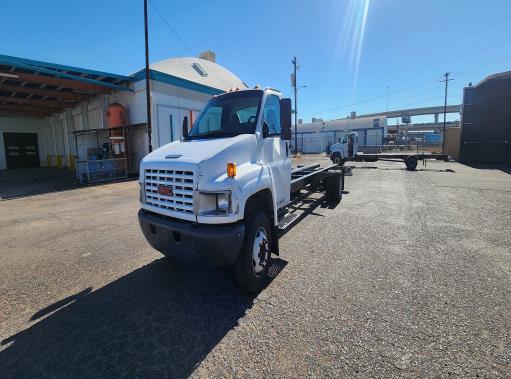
[332,0,371,90]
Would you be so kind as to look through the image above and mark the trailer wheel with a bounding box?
[405,156,418,171]
[235,211,271,293]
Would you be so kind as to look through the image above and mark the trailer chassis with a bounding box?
[343,153,449,171]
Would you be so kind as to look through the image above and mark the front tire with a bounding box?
[331,153,345,166]
[235,211,272,293]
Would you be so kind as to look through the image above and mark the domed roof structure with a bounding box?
[149,57,247,92]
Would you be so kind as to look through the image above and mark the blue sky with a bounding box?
[2,0,511,123]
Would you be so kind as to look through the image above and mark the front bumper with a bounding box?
[138,209,245,266]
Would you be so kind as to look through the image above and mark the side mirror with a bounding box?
[182,116,189,139]
[280,98,292,140]
[262,121,269,138]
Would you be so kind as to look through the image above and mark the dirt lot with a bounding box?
[1,160,510,377]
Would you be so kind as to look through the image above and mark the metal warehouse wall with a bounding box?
[460,75,511,163]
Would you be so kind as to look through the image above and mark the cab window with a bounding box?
[262,95,281,136]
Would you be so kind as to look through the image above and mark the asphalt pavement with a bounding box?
[0,160,510,378]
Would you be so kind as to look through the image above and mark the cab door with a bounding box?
[348,133,354,157]
[260,94,291,209]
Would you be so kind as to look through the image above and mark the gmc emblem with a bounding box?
[157,184,174,196]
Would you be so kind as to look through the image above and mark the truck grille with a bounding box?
[144,169,195,214]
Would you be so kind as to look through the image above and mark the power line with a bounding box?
[304,31,511,77]
[148,0,232,89]
[389,95,453,110]
[305,15,511,71]
[148,0,196,56]
[300,80,443,117]
[300,46,511,120]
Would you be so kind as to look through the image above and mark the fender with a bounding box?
[236,163,275,221]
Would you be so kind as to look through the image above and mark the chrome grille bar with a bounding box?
[144,168,195,214]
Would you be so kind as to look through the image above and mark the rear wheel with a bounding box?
[235,211,272,293]
[405,156,418,171]
[324,173,343,203]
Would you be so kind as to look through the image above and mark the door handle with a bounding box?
[285,142,289,157]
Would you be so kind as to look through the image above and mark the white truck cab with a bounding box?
[138,88,293,292]
[329,132,358,165]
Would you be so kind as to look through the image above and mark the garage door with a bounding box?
[3,132,40,169]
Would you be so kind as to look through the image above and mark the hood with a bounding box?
[142,134,256,165]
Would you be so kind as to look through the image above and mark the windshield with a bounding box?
[187,90,262,139]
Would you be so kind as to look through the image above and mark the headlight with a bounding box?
[216,192,230,213]
[197,191,231,215]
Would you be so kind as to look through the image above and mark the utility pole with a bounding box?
[292,56,298,157]
[144,0,153,152]
[440,72,453,154]
[396,117,399,145]
[386,86,389,112]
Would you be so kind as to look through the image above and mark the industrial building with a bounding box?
[0,52,245,183]
[460,71,511,164]
[295,113,388,153]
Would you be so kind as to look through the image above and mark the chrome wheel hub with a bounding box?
[252,227,269,276]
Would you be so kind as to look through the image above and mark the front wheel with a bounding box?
[235,211,272,293]
[331,153,345,166]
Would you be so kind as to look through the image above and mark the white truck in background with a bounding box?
[138,88,344,292]
[330,131,449,171]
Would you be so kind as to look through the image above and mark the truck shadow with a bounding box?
[0,257,286,378]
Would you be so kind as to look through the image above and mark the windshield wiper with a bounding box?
[187,130,235,140]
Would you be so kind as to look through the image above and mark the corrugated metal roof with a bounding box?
[0,54,133,118]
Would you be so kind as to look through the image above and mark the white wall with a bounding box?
[0,117,46,170]
[149,80,212,149]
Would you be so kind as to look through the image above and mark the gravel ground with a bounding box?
[0,160,510,378]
